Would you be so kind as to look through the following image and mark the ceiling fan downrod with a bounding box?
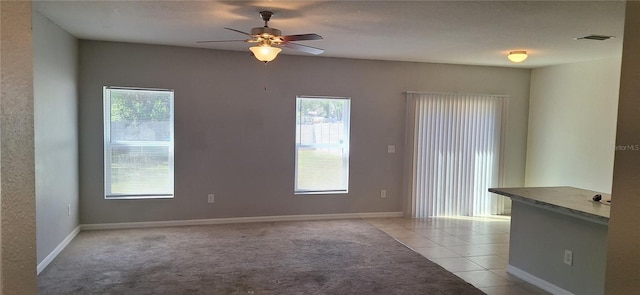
[260,11,273,27]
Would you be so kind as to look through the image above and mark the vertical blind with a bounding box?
[406,92,507,217]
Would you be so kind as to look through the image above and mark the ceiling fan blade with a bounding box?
[196,40,247,43]
[284,42,324,55]
[225,27,253,36]
[283,33,323,42]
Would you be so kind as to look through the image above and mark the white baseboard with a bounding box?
[37,225,81,275]
[506,264,574,295]
[81,211,404,230]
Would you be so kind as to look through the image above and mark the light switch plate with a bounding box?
[564,250,573,266]
[387,145,396,153]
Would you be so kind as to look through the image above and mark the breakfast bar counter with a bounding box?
[489,186,610,225]
[489,186,610,295]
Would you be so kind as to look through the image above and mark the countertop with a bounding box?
[489,186,610,224]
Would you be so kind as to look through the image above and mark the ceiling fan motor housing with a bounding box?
[251,27,282,38]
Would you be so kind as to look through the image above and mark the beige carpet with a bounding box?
[38,219,484,294]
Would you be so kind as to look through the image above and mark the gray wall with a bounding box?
[526,58,621,193]
[33,12,79,264]
[79,40,531,224]
[509,201,607,295]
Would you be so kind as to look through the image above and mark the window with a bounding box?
[295,96,351,194]
[103,87,174,199]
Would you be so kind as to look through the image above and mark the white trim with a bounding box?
[506,264,574,295]
[81,212,404,231]
[37,226,81,275]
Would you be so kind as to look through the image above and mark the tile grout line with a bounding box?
[366,216,550,294]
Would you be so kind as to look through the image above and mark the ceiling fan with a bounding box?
[197,11,324,62]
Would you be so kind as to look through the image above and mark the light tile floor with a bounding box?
[365,216,551,295]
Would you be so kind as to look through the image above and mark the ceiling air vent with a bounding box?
[574,35,615,41]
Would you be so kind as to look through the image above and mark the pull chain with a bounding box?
[263,61,268,91]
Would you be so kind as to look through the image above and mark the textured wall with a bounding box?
[33,11,80,265]
[79,40,530,224]
[526,58,621,193]
[606,1,640,293]
[0,1,37,294]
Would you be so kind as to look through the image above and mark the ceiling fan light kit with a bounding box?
[508,50,528,63]
[197,10,324,63]
[250,45,282,62]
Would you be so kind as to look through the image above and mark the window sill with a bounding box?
[105,195,174,200]
[295,190,348,195]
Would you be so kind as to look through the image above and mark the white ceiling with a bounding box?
[34,0,626,68]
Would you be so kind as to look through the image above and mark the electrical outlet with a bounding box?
[208,194,215,203]
[564,250,573,266]
[380,190,387,198]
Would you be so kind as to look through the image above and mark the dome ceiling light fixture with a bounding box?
[507,50,528,63]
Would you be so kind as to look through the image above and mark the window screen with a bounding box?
[103,87,174,199]
[295,96,350,194]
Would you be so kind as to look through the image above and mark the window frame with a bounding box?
[294,95,351,195]
[103,86,175,200]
